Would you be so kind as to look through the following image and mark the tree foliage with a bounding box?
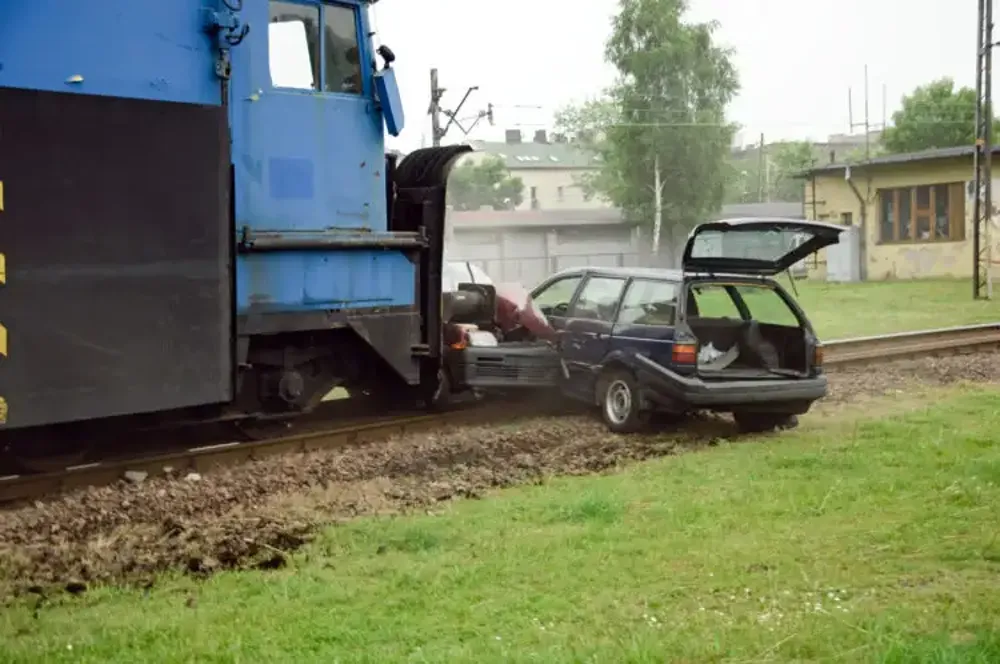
[724,141,818,204]
[881,78,1000,153]
[446,156,524,211]
[555,0,739,258]
[768,141,817,201]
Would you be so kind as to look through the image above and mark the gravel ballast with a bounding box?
[1,353,997,597]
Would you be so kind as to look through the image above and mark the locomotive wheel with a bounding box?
[2,435,93,476]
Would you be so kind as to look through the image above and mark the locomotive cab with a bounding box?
[0,0,467,467]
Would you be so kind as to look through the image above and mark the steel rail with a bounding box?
[1,322,998,506]
[823,322,1000,364]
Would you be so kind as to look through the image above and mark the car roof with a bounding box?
[546,266,685,281]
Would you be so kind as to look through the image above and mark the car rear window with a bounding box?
[617,279,679,326]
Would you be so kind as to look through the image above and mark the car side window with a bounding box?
[734,285,800,327]
[532,276,583,316]
[689,284,743,319]
[572,277,628,322]
[617,280,680,326]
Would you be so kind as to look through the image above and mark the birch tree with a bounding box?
[556,0,738,263]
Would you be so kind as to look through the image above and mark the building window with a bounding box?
[530,186,539,210]
[557,186,565,202]
[269,1,361,95]
[878,183,965,243]
[840,212,853,226]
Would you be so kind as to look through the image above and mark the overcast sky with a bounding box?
[373,0,982,151]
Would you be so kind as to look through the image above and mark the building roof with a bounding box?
[468,139,600,170]
[803,144,1000,176]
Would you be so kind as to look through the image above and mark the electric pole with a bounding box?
[973,0,994,300]
[429,69,443,147]
[428,68,493,146]
[847,65,887,163]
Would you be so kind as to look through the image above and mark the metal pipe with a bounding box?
[238,231,427,252]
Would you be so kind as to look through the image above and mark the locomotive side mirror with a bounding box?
[376,44,396,69]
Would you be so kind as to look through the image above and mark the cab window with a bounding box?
[323,4,362,94]
[617,280,679,326]
[572,277,627,322]
[269,1,320,89]
[269,1,362,95]
[531,276,582,317]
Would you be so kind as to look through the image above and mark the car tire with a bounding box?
[597,369,648,433]
[733,412,799,434]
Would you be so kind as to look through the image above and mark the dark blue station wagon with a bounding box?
[450,218,846,433]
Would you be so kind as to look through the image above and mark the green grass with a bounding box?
[784,277,1000,339]
[700,277,999,340]
[3,386,1000,662]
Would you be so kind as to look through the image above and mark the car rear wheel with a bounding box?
[598,369,648,433]
[733,412,799,434]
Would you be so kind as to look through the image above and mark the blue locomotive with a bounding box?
[0,0,468,460]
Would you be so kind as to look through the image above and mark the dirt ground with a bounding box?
[1,353,998,599]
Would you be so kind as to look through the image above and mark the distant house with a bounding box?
[800,145,998,281]
[461,130,609,212]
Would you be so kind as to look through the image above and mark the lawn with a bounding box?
[3,385,999,662]
[781,277,999,339]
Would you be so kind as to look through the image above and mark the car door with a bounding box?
[560,275,629,399]
[611,278,682,366]
[682,218,845,275]
[527,273,586,335]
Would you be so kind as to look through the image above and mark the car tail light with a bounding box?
[813,344,824,368]
[672,342,698,364]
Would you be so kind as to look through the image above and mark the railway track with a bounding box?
[2,322,999,506]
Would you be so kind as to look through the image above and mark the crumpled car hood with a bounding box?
[494,282,558,341]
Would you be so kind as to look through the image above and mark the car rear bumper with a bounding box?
[632,353,827,411]
[449,343,561,389]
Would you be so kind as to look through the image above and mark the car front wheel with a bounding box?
[598,369,648,433]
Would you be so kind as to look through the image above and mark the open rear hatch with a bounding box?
[679,218,844,381]
[681,217,845,276]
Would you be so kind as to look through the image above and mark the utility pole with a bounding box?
[846,67,886,284]
[973,0,994,299]
[847,65,886,162]
[429,69,443,147]
[427,68,493,146]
